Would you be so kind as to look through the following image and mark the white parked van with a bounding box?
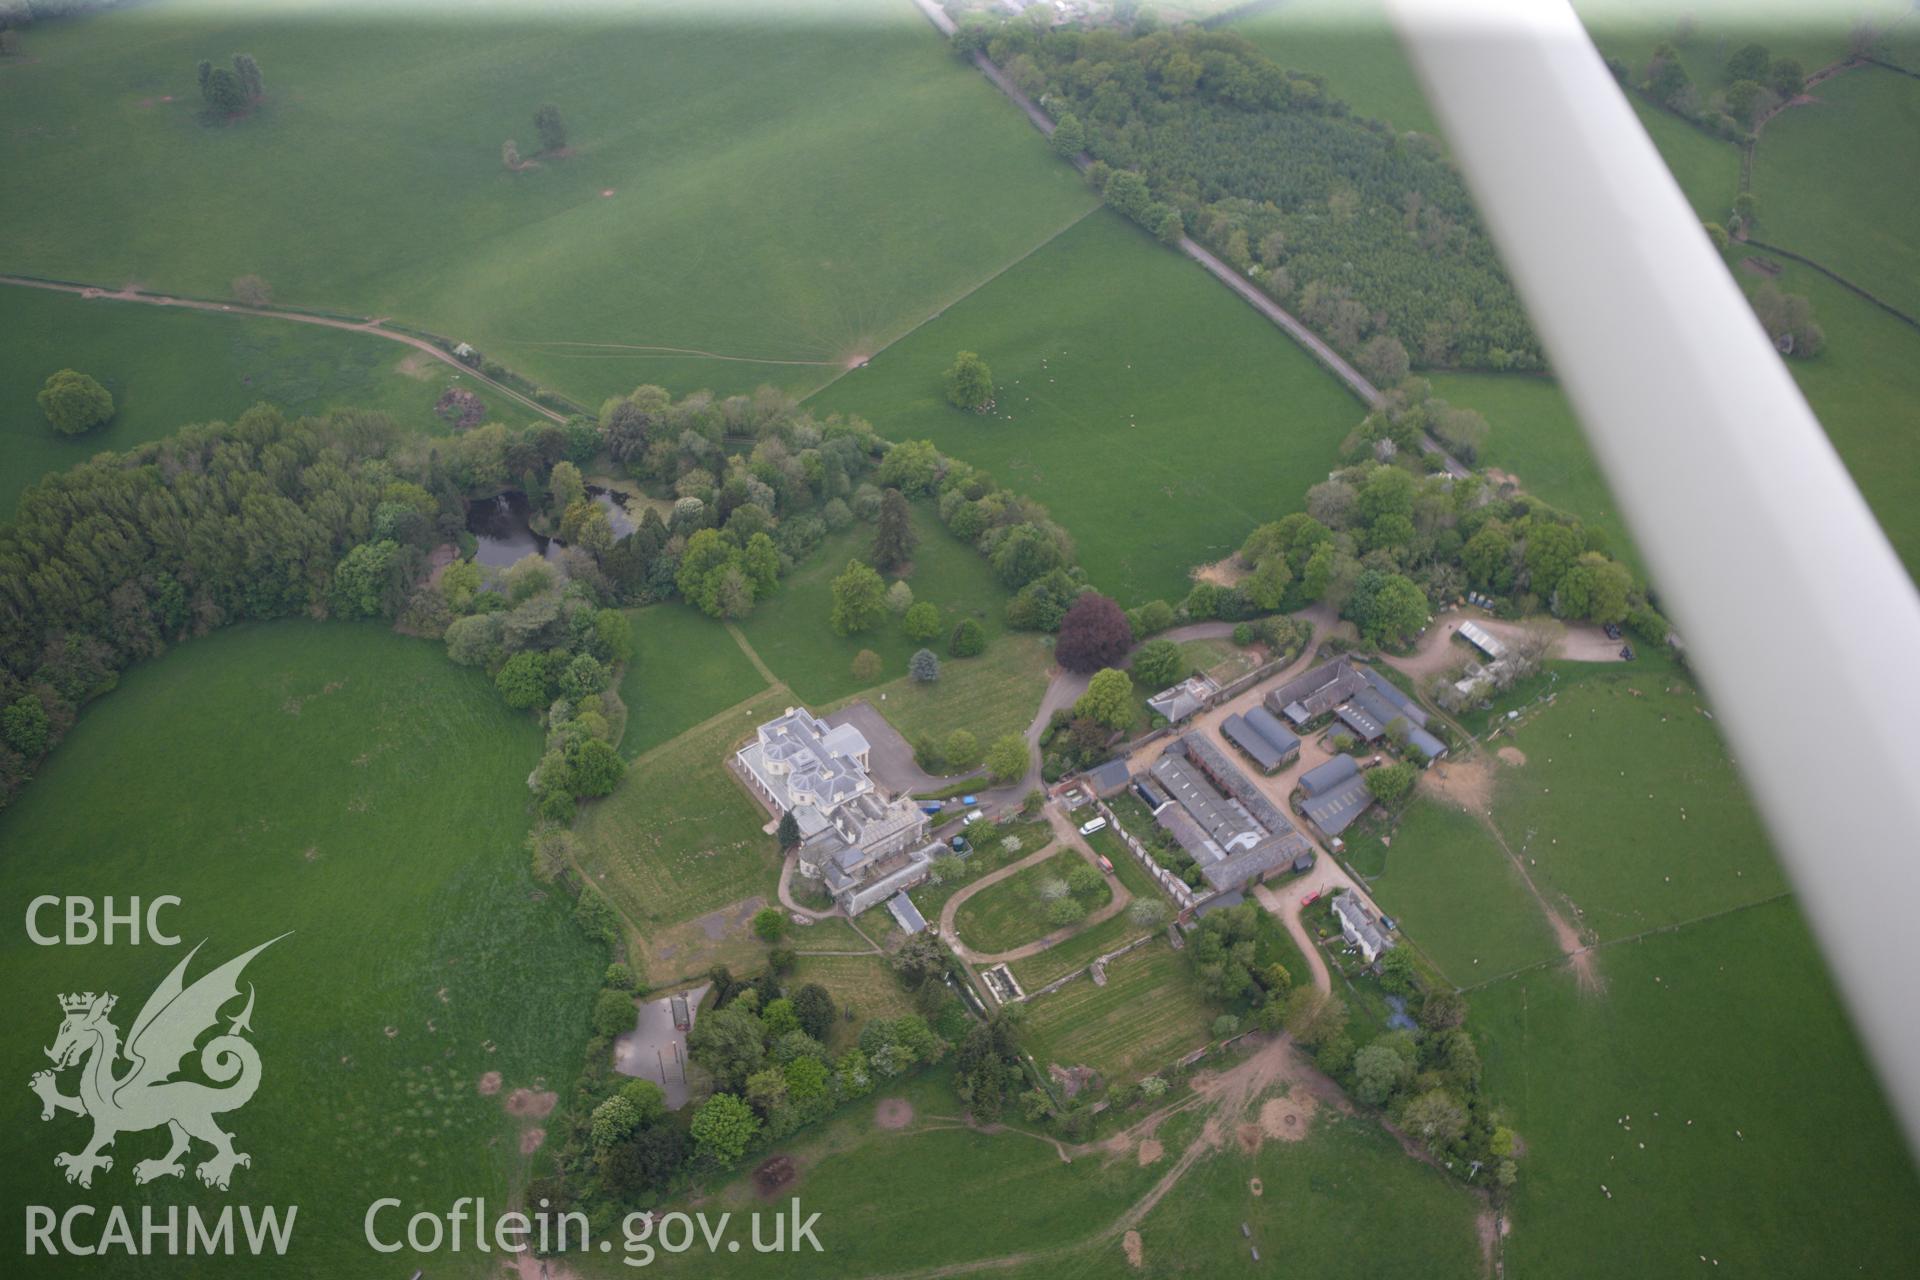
[1078,817,1108,836]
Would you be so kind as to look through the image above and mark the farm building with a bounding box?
[1458,619,1509,661]
[1220,706,1301,773]
[1148,674,1217,725]
[1147,734,1313,896]
[1295,754,1374,840]
[1298,753,1361,797]
[737,706,940,914]
[1264,659,1446,763]
[1082,757,1133,797]
[888,891,928,935]
[1332,891,1394,964]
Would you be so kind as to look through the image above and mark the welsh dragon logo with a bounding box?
[30,936,285,1191]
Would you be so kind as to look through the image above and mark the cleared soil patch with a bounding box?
[504,1088,557,1118]
[1136,1138,1163,1166]
[475,1071,503,1096]
[1259,1089,1316,1143]
[752,1155,798,1197]
[875,1097,914,1130]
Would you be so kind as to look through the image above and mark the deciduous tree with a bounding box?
[1054,592,1132,673]
[36,369,113,436]
[829,560,886,635]
[1073,667,1134,730]
[944,351,994,412]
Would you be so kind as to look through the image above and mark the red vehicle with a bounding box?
[1300,891,1322,908]
[1096,855,1114,874]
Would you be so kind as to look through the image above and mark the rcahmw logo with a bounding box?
[24,935,300,1258]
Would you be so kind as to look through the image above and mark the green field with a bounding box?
[1474,899,1920,1278]
[1233,0,1441,136]
[738,503,1016,706]
[0,622,600,1275]
[1021,941,1215,1083]
[1753,66,1920,319]
[1366,795,1566,985]
[810,211,1365,605]
[1133,1099,1487,1278]
[0,0,1095,404]
[617,603,768,759]
[1747,259,1920,576]
[1488,654,1788,942]
[572,686,788,952]
[1628,95,1744,222]
[952,848,1111,954]
[0,285,517,516]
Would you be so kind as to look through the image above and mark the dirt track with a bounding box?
[0,273,564,424]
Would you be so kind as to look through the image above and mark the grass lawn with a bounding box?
[1487,652,1787,943]
[907,819,1052,924]
[1021,940,1216,1083]
[809,210,1365,605]
[617,603,768,759]
[1368,795,1566,985]
[572,686,789,941]
[1753,66,1920,318]
[1473,898,1920,1278]
[0,622,601,1277]
[739,503,1015,707]
[0,0,1095,405]
[952,848,1110,954]
[783,953,915,1055]
[0,285,517,517]
[851,632,1053,750]
[1742,258,1920,578]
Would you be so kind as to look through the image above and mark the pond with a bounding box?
[466,484,643,570]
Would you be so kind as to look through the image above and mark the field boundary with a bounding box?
[0,272,573,423]
[802,201,1103,402]
[1739,239,1920,335]
[1455,890,1796,993]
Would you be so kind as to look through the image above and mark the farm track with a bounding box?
[0,273,567,423]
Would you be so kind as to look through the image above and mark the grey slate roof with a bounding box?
[1332,891,1392,959]
[1298,753,1361,797]
[1202,827,1313,893]
[887,892,928,935]
[1084,758,1133,796]
[1243,705,1301,755]
[1300,772,1373,837]
[1221,712,1292,773]
[1264,659,1368,725]
[1359,667,1430,727]
[1405,724,1448,761]
[1335,701,1385,742]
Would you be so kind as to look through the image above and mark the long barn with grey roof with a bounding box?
[1148,734,1312,897]
[1221,706,1301,774]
